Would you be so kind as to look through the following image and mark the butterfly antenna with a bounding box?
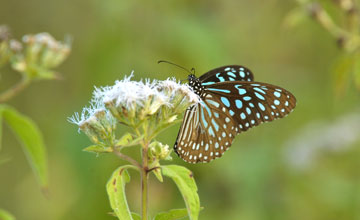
[158,60,193,75]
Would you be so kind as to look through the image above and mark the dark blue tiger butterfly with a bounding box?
[174,65,296,163]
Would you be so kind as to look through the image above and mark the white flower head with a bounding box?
[93,73,200,118]
[70,73,200,145]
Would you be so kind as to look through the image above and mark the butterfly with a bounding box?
[174,65,296,163]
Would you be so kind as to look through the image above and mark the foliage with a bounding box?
[0,209,15,220]
[0,25,70,218]
[0,105,48,188]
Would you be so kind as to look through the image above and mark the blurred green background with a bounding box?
[1,0,360,219]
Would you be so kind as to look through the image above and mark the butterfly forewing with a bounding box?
[204,81,296,132]
[199,65,254,84]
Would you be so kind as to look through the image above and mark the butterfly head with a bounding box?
[188,74,204,96]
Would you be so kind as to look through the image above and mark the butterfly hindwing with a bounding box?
[174,99,238,163]
[199,65,254,84]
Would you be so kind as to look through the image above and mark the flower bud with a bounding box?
[104,100,121,120]
[79,120,101,145]
[94,110,116,135]
[149,141,172,161]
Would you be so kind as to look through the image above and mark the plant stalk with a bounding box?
[141,141,149,220]
[0,77,30,103]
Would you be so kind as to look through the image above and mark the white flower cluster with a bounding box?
[69,73,200,145]
[6,32,71,77]
[93,73,199,110]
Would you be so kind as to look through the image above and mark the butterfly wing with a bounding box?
[174,98,238,163]
[199,65,254,84]
[174,81,296,163]
[205,81,296,132]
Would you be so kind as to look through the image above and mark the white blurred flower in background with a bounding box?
[284,112,360,171]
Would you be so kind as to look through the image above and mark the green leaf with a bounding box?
[116,133,133,146]
[131,212,141,220]
[116,133,144,148]
[83,144,113,153]
[152,166,163,182]
[106,166,132,220]
[0,209,16,220]
[161,165,200,220]
[153,208,188,220]
[1,105,48,188]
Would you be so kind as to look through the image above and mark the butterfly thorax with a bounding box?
[188,74,204,96]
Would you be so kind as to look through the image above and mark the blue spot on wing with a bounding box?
[202,82,216,86]
[201,102,212,117]
[200,106,208,128]
[206,100,219,108]
[258,103,266,111]
[235,100,243,108]
[208,126,215,137]
[274,91,281,97]
[240,113,246,119]
[207,88,231,93]
[216,73,225,82]
[254,87,266,94]
[211,118,219,131]
[221,97,230,107]
[227,72,236,78]
[254,92,265,100]
[243,96,251,101]
[235,85,246,95]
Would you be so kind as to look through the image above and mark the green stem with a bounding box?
[0,77,30,103]
[141,141,149,220]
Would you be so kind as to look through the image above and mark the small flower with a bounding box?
[68,101,116,145]
[149,141,172,162]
